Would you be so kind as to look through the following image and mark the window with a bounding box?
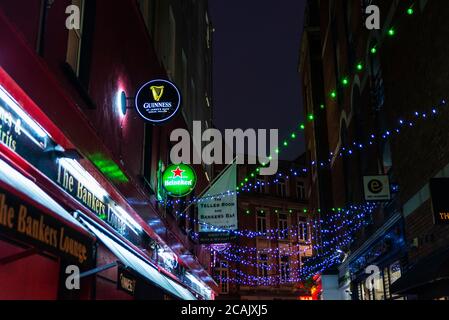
[256,210,267,233]
[255,177,266,193]
[214,260,229,294]
[298,219,309,242]
[296,181,306,200]
[65,0,95,90]
[357,282,365,301]
[220,269,229,294]
[374,271,385,300]
[280,256,290,282]
[389,261,401,284]
[181,50,189,123]
[383,267,391,299]
[142,123,153,192]
[257,254,269,279]
[277,178,287,197]
[166,6,176,78]
[138,0,157,37]
[66,0,85,75]
[278,214,289,240]
[205,12,212,49]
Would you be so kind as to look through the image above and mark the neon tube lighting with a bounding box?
[59,158,109,199]
[0,85,48,138]
[111,205,143,233]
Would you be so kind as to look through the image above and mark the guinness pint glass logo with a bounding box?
[135,79,181,124]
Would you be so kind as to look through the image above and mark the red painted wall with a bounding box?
[0,240,60,300]
[0,0,216,293]
[94,245,133,300]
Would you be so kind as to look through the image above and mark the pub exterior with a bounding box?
[0,0,216,300]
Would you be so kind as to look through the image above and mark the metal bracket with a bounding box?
[79,261,118,279]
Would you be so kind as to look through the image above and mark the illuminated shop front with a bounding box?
[347,219,406,301]
[0,69,213,300]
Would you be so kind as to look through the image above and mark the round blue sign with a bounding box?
[134,79,182,124]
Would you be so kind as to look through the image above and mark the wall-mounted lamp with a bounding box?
[118,91,135,116]
[120,91,127,116]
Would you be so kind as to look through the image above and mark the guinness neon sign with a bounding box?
[135,79,181,124]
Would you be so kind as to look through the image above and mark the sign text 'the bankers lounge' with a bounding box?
[57,163,107,217]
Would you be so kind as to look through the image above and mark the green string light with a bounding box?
[388,28,396,37]
[330,90,337,99]
[235,5,418,193]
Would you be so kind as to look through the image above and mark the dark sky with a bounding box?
[209,0,306,161]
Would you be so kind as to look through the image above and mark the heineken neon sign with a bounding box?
[162,164,197,197]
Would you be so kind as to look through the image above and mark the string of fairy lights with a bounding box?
[157,2,434,286]
[173,203,376,240]
[210,204,375,276]
[213,209,373,286]
[158,96,446,211]
[184,92,443,282]
[209,2,432,286]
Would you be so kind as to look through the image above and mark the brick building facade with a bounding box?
[300,0,449,300]
[212,160,314,300]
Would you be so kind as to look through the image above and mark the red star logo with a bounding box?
[172,166,184,178]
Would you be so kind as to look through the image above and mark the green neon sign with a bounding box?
[162,164,197,197]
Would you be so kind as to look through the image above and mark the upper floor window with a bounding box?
[255,177,266,194]
[257,254,269,279]
[66,0,85,75]
[277,178,287,197]
[214,260,229,294]
[280,256,290,282]
[205,12,212,49]
[138,0,157,37]
[298,219,310,242]
[164,6,177,79]
[297,181,306,200]
[278,213,289,240]
[257,210,267,234]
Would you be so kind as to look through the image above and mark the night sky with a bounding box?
[209,0,306,161]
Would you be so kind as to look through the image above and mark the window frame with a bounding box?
[278,213,289,240]
[298,218,310,242]
[257,253,269,279]
[66,0,85,76]
[296,181,306,200]
[276,177,287,197]
[255,176,266,194]
[256,210,268,234]
[279,255,290,283]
